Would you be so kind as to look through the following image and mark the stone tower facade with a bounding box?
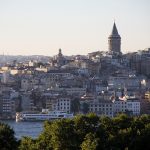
[108,22,121,54]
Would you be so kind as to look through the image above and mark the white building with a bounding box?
[108,75,140,90]
[56,87,86,96]
[52,97,71,113]
[113,97,140,116]
[113,100,127,114]
[21,78,40,91]
[2,98,15,114]
[89,100,114,117]
[126,98,140,115]
[47,71,72,82]
[0,90,18,116]
[36,67,48,72]
[28,60,35,67]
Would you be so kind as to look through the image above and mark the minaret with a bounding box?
[108,22,121,54]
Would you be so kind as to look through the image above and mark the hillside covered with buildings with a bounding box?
[0,23,150,119]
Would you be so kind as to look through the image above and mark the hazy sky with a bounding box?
[0,0,150,56]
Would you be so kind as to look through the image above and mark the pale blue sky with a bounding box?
[0,0,150,56]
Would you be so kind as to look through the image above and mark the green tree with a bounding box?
[71,98,80,114]
[82,102,89,114]
[0,122,18,150]
[81,133,100,150]
[108,128,131,150]
[30,90,43,110]
[19,137,38,150]
[100,116,113,132]
[98,116,112,149]
[129,115,150,150]
[107,114,132,150]
[112,114,132,130]
[17,114,150,150]
[36,121,52,150]
[135,123,150,150]
[74,114,99,148]
[51,119,77,150]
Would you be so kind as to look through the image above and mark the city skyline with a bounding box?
[0,0,150,56]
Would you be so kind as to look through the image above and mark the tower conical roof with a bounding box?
[110,22,120,37]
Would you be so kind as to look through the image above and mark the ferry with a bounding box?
[16,111,73,121]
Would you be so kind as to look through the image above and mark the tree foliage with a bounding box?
[71,98,80,114]
[82,102,89,114]
[0,122,18,150]
[2,114,150,150]
[30,90,43,110]
[81,133,99,150]
[19,137,37,150]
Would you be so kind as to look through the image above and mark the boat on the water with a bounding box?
[16,111,73,121]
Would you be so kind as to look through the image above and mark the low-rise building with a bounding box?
[52,96,71,113]
[127,98,140,115]
[57,87,86,96]
[113,99,127,114]
[43,91,72,112]
[113,97,140,116]
[89,100,114,117]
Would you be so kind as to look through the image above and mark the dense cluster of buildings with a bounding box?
[0,22,150,119]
